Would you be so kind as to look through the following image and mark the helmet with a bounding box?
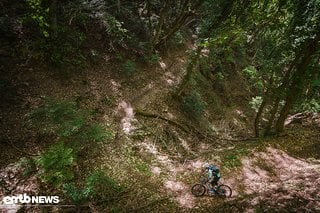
[203,163,210,168]
[209,165,219,171]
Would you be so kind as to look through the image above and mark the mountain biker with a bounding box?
[204,164,221,186]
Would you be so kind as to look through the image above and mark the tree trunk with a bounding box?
[117,0,121,14]
[264,96,280,135]
[151,0,170,52]
[275,35,319,133]
[147,0,152,38]
[156,0,205,48]
[177,46,202,95]
[254,76,274,137]
[254,98,267,137]
[49,0,58,39]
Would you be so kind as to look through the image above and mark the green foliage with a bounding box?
[46,32,87,69]
[122,60,136,75]
[242,66,264,91]
[298,99,320,113]
[173,31,185,45]
[80,124,114,143]
[63,170,122,204]
[23,0,89,70]
[104,15,130,50]
[25,0,49,37]
[30,99,113,143]
[222,148,249,170]
[181,92,206,118]
[145,53,160,64]
[30,99,115,193]
[135,162,151,177]
[36,142,75,186]
[243,66,258,79]
[249,96,263,112]
[20,157,37,177]
[223,154,242,168]
[85,170,123,199]
[30,100,85,137]
[168,30,186,48]
[63,183,91,204]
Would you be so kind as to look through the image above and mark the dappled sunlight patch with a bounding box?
[186,160,204,170]
[110,79,121,94]
[176,193,196,209]
[137,140,207,208]
[117,101,136,134]
[231,147,320,211]
[179,138,192,152]
[0,162,39,213]
[164,180,196,208]
[242,159,271,194]
[165,180,185,192]
[159,61,167,70]
[151,166,161,176]
[163,71,178,86]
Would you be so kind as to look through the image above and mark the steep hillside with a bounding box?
[1,42,320,212]
[1,0,320,212]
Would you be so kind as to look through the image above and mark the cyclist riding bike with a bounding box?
[191,163,231,197]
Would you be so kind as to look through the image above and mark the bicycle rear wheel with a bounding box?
[216,184,232,198]
[191,184,206,197]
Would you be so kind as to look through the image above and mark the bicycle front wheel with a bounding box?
[216,184,232,198]
[191,184,206,197]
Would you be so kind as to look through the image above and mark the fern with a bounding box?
[63,170,122,204]
[36,141,75,186]
[30,99,113,143]
[63,183,91,204]
[30,99,85,137]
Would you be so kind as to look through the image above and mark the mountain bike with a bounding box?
[191,177,232,198]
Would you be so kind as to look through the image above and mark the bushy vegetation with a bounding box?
[29,99,113,142]
[63,170,123,204]
[28,99,114,190]
[122,60,136,76]
[36,142,75,186]
[181,92,206,118]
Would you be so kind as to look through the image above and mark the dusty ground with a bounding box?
[1,44,320,212]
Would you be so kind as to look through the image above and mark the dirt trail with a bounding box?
[0,162,39,213]
[114,56,320,210]
[116,55,186,135]
[226,147,320,211]
[138,140,204,209]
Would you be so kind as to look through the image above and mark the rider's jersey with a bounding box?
[207,165,220,182]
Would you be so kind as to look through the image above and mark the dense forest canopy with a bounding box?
[1,0,320,212]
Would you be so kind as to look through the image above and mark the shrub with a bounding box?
[63,183,92,204]
[122,60,136,75]
[29,99,113,142]
[86,170,123,198]
[36,142,75,186]
[30,100,85,137]
[20,157,37,177]
[79,124,114,143]
[144,53,160,64]
[181,92,206,118]
[103,14,130,50]
[63,170,123,204]
[172,30,185,46]
[297,98,320,113]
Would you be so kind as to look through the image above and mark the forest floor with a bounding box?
[1,45,320,212]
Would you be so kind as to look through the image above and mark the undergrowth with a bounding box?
[27,99,118,201]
